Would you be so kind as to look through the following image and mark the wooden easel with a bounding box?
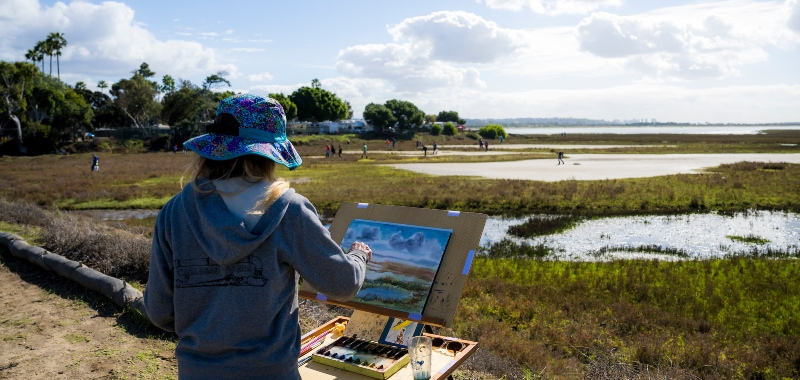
[298,203,487,379]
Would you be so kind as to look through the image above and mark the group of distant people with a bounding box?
[324,144,342,158]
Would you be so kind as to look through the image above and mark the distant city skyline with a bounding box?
[1,0,799,124]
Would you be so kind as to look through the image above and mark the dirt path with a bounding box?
[389,153,800,181]
[0,248,177,380]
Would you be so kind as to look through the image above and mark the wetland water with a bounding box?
[482,211,800,261]
[504,125,800,135]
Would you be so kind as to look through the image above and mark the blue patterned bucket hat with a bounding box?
[183,94,302,170]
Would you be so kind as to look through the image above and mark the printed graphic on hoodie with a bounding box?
[175,256,267,288]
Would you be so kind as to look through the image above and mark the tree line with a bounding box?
[1,32,488,155]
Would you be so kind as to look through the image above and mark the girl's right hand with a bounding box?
[349,241,372,262]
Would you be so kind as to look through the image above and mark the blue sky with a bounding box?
[1,0,799,123]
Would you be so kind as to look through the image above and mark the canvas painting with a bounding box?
[341,219,453,315]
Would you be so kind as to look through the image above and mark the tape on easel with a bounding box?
[462,250,475,275]
[447,210,460,217]
[357,203,369,208]
[407,313,422,321]
[316,293,328,302]
[436,359,458,376]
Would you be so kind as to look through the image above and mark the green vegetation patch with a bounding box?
[508,214,581,238]
[727,234,770,245]
[458,257,800,379]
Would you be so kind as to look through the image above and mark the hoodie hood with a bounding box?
[179,182,294,266]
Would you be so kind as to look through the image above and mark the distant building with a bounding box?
[301,119,372,134]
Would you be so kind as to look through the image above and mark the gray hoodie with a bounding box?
[144,182,367,379]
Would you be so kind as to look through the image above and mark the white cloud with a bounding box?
[336,11,518,92]
[388,11,525,63]
[0,0,235,82]
[479,0,623,15]
[247,72,274,82]
[789,0,800,34]
[574,2,795,81]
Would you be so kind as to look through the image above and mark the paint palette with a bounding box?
[311,335,410,379]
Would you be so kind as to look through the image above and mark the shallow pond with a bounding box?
[481,211,800,261]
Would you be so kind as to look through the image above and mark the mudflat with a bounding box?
[388,153,800,181]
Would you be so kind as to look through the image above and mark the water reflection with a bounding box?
[482,211,800,261]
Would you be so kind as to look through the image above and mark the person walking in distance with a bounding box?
[433,141,437,155]
[361,143,368,158]
[91,154,99,171]
[338,145,342,157]
[144,94,372,380]
[557,151,565,165]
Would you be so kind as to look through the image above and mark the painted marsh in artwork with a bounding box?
[340,219,452,314]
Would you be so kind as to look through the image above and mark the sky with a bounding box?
[1,0,799,123]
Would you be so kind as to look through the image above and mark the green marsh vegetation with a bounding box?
[3,148,799,218]
[458,257,800,379]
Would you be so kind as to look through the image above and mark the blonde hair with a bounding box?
[185,155,290,214]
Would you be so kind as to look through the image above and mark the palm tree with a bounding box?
[46,32,67,79]
[97,80,108,92]
[34,41,47,72]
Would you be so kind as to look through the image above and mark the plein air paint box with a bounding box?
[311,335,409,379]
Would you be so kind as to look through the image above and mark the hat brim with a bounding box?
[184,133,302,170]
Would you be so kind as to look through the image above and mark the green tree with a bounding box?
[437,110,460,123]
[0,61,38,145]
[269,93,297,121]
[110,72,161,134]
[311,78,321,89]
[46,32,67,79]
[33,41,46,73]
[289,85,348,122]
[161,82,203,126]
[75,84,124,130]
[345,100,354,119]
[479,123,507,139]
[97,80,108,92]
[161,75,175,94]
[430,123,442,136]
[135,62,156,78]
[362,103,396,134]
[443,121,457,136]
[385,99,424,132]
[203,71,231,91]
[425,114,437,124]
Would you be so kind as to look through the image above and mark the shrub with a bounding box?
[443,122,457,136]
[430,124,442,136]
[479,124,507,139]
[465,132,479,140]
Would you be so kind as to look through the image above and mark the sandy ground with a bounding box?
[0,250,178,379]
[387,153,800,181]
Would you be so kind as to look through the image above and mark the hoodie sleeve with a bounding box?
[283,196,367,301]
[143,211,176,332]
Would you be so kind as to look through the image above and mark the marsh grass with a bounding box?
[479,239,553,259]
[2,148,800,217]
[594,244,691,258]
[508,215,581,238]
[726,234,770,245]
[459,257,800,379]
